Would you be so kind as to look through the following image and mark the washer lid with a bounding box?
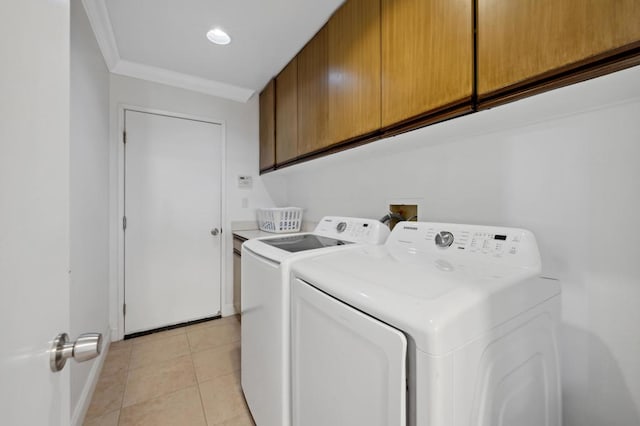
[261,234,353,253]
[290,222,560,355]
[243,216,390,263]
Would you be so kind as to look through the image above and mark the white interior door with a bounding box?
[0,1,71,423]
[291,278,407,426]
[124,110,222,334]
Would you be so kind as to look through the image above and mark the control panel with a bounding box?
[388,222,540,268]
[424,228,522,257]
[314,216,390,245]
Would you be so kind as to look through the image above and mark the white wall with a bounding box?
[70,0,111,423]
[275,66,640,426]
[108,75,286,335]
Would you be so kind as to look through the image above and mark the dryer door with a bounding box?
[291,278,407,426]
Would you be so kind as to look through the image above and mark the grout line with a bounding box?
[120,360,197,410]
[186,330,195,353]
[126,352,192,377]
[130,328,187,347]
[97,318,242,425]
[192,352,212,426]
[118,386,203,425]
[127,333,191,371]
[120,345,133,412]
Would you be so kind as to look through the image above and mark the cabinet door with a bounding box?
[276,58,298,164]
[381,0,473,128]
[478,0,640,97]
[259,80,276,171]
[328,0,381,144]
[298,25,330,156]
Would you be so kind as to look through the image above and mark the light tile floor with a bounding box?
[84,315,255,426]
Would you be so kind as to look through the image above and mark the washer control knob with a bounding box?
[435,231,454,248]
[336,222,347,233]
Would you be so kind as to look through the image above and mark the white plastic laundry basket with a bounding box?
[257,207,303,233]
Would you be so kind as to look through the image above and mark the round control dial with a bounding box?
[336,222,347,233]
[435,231,454,248]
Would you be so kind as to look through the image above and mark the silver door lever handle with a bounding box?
[50,332,102,372]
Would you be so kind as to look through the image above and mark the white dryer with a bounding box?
[290,222,561,426]
[241,216,390,426]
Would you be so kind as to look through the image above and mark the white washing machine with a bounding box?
[290,222,561,426]
[241,216,390,426]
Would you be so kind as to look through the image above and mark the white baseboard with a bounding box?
[221,303,238,317]
[110,327,120,343]
[71,325,112,426]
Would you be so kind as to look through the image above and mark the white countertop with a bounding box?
[232,229,282,240]
[231,220,316,241]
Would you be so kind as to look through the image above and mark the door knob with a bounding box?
[210,228,220,236]
[50,332,103,372]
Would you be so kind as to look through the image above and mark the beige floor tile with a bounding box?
[212,315,240,326]
[86,370,127,419]
[130,327,186,345]
[129,333,191,369]
[123,354,196,407]
[183,320,218,333]
[192,341,240,383]
[185,315,240,333]
[119,386,206,426]
[227,368,241,382]
[187,320,240,353]
[101,346,131,377]
[83,409,120,426]
[109,339,133,351]
[199,372,249,425]
[212,413,255,426]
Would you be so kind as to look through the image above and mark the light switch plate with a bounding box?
[238,175,252,189]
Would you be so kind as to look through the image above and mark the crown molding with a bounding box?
[81,0,255,102]
[81,0,119,70]
[112,60,255,102]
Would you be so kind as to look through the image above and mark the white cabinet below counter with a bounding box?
[232,229,299,314]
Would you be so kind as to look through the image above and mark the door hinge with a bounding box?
[123,303,127,316]
[123,130,127,144]
[123,216,127,230]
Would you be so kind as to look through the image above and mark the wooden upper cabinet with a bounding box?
[298,25,330,156]
[259,80,276,171]
[275,58,298,164]
[328,0,381,144]
[381,0,473,128]
[478,0,640,97]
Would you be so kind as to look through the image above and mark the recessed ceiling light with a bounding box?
[207,28,231,45]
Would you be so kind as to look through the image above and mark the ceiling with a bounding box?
[84,0,344,102]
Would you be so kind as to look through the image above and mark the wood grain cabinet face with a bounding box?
[275,58,298,164]
[381,0,473,128]
[328,0,382,144]
[298,25,330,156]
[259,80,275,171]
[478,0,640,97]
